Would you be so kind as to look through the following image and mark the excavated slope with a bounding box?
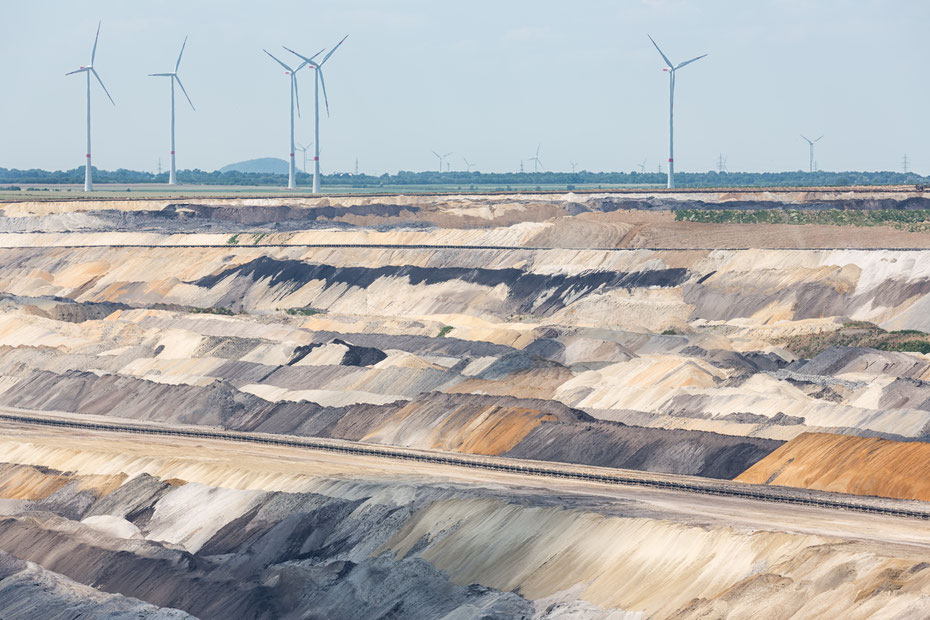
[0,195,929,482]
[3,193,930,616]
[736,432,930,501]
[0,431,929,618]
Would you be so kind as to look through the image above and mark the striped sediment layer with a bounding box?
[0,243,928,445]
[0,433,929,618]
[2,193,930,615]
[0,372,778,479]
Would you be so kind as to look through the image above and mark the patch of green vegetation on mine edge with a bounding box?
[674,209,930,232]
[776,321,930,358]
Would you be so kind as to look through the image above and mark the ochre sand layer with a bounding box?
[737,432,930,502]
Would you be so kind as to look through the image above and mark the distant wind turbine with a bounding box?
[463,157,476,172]
[570,161,578,173]
[66,21,115,192]
[264,48,314,189]
[431,151,452,173]
[296,142,312,173]
[648,34,707,189]
[528,144,545,172]
[638,158,647,174]
[150,36,195,186]
[801,135,823,173]
[285,35,349,194]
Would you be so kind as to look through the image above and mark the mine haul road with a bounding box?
[4,407,930,546]
[4,408,930,551]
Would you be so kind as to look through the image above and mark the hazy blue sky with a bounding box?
[1,0,927,175]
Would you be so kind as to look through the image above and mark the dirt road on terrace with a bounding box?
[2,414,930,557]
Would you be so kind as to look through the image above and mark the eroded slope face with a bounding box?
[0,242,929,456]
[1,429,929,619]
[2,192,930,616]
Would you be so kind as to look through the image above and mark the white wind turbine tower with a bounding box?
[570,161,578,173]
[150,36,195,185]
[801,135,823,173]
[463,157,476,172]
[638,158,647,174]
[648,35,707,189]
[265,49,315,189]
[284,35,348,194]
[528,144,545,173]
[431,151,452,173]
[66,21,115,192]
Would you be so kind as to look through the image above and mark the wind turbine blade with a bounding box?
[444,152,453,158]
[91,21,101,64]
[432,151,441,158]
[815,135,824,143]
[318,69,330,116]
[675,53,707,70]
[175,35,188,72]
[91,68,115,105]
[66,67,89,76]
[283,46,324,67]
[538,160,546,170]
[647,34,673,69]
[175,75,195,111]
[535,144,540,158]
[293,74,301,117]
[320,34,348,66]
[263,49,293,73]
[800,134,811,143]
[149,73,173,77]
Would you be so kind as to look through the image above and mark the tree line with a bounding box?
[1,167,926,188]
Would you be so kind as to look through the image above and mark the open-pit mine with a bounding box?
[1,188,930,618]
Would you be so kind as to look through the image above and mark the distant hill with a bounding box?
[219,158,289,174]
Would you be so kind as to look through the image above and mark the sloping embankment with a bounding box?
[736,432,930,501]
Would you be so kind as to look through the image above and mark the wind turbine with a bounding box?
[801,135,823,173]
[284,35,348,193]
[150,36,195,186]
[638,158,647,174]
[431,151,452,173]
[570,161,578,173]
[66,21,115,192]
[648,35,707,189]
[463,156,476,172]
[264,49,313,189]
[296,142,312,172]
[528,144,545,172]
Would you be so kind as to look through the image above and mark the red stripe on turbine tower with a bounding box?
[86,154,91,158]
[668,158,673,162]
[170,151,175,155]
